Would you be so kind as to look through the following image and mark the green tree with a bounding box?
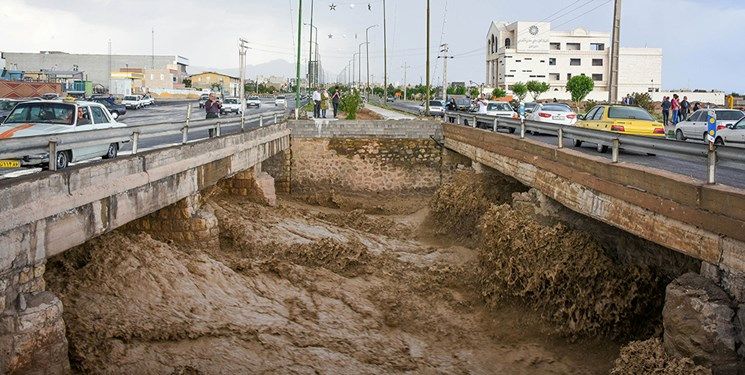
[182,78,192,88]
[526,80,550,101]
[511,82,528,102]
[631,92,654,113]
[469,87,481,98]
[566,75,595,107]
[339,90,363,119]
[492,87,507,99]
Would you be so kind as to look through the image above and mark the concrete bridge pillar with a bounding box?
[0,241,70,373]
[221,165,277,207]
[124,193,220,248]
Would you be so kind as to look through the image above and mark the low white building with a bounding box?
[485,21,662,101]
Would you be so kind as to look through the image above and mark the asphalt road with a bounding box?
[387,100,745,189]
[0,99,300,180]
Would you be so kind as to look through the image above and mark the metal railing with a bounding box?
[0,105,288,171]
[444,111,745,185]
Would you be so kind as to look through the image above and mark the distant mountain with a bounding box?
[189,59,296,79]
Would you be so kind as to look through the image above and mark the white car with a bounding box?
[275,96,287,107]
[711,116,745,147]
[674,109,745,141]
[528,103,578,126]
[485,101,519,119]
[141,94,155,106]
[419,100,446,117]
[0,101,128,169]
[220,98,242,115]
[122,95,144,109]
[247,96,261,108]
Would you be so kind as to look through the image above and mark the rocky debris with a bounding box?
[476,204,662,339]
[663,273,739,371]
[610,338,711,375]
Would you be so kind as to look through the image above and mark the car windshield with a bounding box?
[715,110,745,121]
[225,99,238,104]
[4,102,76,125]
[276,96,285,100]
[608,106,655,121]
[124,96,137,100]
[455,99,470,106]
[487,103,513,112]
[200,95,209,100]
[249,97,260,100]
[0,101,17,111]
[429,101,444,107]
[540,104,572,112]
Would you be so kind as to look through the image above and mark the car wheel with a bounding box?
[55,151,70,170]
[573,139,582,147]
[596,143,608,153]
[111,111,119,119]
[103,143,118,159]
[675,129,686,141]
[715,137,725,146]
[508,127,516,134]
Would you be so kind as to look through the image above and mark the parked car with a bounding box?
[275,95,287,107]
[0,100,128,169]
[484,101,519,133]
[247,96,261,108]
[419,100,446,117]
[0,99,20,123]
[122,95,144,109]
[527,103,577,126]
[386,96,395,103]
[198,93,210,108]
[453,97,472,111]
[711,116,745,147]
[673,109,745,142]
[220,98,242,115]
[523,102,538,114]
[90,98,127,119]
[41,93,60,100]
[575,105,665,153]
[141,94,155,106]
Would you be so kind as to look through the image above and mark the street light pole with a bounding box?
[238,38,249,119]
[382,0,388,103]
[365,25,378,100]
[308,0,315,91]
[358,42,368,90]
[425,0,430,114]
[609,0,621,103]
[295,0,302,113]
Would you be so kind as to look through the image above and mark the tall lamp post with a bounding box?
[352,53,359,89]
[238,38,249,121]
[295,0,302,114]
[307,0,315,92]
[365,25,378,100]
[425,0,430,114]
[382,0,388,104]
[358,42,368,92]
[304,23,318,88]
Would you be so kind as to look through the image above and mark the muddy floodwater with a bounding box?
[46,179,633,374]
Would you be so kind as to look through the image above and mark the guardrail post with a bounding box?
[557,127,564,148]
[708,143,716,184]
[216,121,221,137]
[240,110,245,132]
[520,119,526,139]
[457,114,461,125]
[274,113,278,124]
[48,140,57,171]
[493,118,498,132]
[611,138,620,163]
[259,115,264,127]
[132,131,140,155]
[182,104,191,144]
[294,108,299,120]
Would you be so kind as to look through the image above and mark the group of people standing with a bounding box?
[312,87,341,119]
[661,94,700,126]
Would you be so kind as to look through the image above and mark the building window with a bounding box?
[524,58,532,61]
[550,42,561,50]
[592,59,603,66]
[592,74,603,81]
[549,73,560,81]
[549,58,556,66]
[515,60,521,62]
[567,73,572,80]
[567,43,581,51]
[590,43,605,51]
[570,58,581,66]
[504,38,511,48]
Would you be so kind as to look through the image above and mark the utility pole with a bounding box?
[239,38,249,118]
[295,0,302,113]
[358,42,367,90]
[365,25,378,101]
[383,0,388,103]
[438,43,453,101]
[609,0,621,103]
[401,62,410,100]
[151,28,155,69]
[108,39,112,93]
[352,53,359,89]
[425,0,431,114]
[308,0,315,92]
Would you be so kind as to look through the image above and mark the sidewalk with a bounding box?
[364,103,415,120]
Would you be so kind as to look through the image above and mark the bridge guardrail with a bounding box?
[444,111,745,185]
[0,105,288,171]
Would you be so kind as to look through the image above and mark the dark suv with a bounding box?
[90,97,127,120]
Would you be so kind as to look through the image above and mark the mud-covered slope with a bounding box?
[46,195,615,374]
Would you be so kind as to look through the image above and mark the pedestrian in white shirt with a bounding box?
[476,96,488,114]
[312,88,322,118]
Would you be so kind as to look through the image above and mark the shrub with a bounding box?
[510,82,528,102]
[339,90,363,120]
[566,75,594,106]
[492,88,507,99]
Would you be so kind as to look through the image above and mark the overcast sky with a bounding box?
[1,0,744,92]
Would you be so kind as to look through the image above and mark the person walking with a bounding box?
[680,96,690,121]
[661,96,671,126]
[671,94,681,125]
[320,89,330,118]
[312,87,322,118]
[331,89,341,118]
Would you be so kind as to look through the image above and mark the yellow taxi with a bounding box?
[574,104,666,152]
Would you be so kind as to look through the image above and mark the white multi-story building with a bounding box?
[485,21,662,100]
